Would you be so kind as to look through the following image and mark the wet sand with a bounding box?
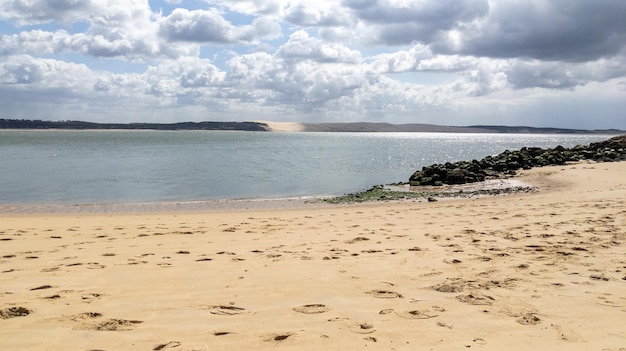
[1,162,625,350]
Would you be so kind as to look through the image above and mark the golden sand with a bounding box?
[1,162,625,350]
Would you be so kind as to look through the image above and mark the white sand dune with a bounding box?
[256,120,306,132]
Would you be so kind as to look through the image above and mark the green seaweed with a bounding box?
[323,185,534,204]
[324,186,431,204]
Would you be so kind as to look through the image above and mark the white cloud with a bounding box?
[159,8,281,44]
[283,2,353,27]
[506,56,626,90]
[145,57,225,95]
[0,54,95,89]
[434,0,626,62]
[367,44,433,73]
[222,35,374,113]
[277,30,360,64]
[0,0,625,128]
[0,28,196,60]
[0,0,198,59]
[344,0,489,45]
[206,0,355,27]
[0,0,92,26]
[206,0,284,17]
[318,26,354,42]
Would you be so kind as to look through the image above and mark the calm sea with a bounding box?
[0,130,612,205]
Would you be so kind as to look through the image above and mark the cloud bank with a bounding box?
[0,0,625,128]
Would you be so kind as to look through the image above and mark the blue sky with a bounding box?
[1,0,625,129]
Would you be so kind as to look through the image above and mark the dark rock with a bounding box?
[445,168,468,184]
[408,134,626,187]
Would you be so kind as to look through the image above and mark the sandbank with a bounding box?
[1,162,625,350]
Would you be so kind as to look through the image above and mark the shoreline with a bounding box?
[0,178,536,215]
[259,121,626,134]
[0,196,331,215]
[3,121,624,134]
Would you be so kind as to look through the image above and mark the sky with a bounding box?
[1,0,625,129]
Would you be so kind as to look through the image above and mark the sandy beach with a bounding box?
[1,162,625,350]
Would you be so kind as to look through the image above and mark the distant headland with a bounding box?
[1,119,623,134]
[261,121,625,134]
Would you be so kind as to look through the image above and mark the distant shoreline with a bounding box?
[1,118,624,134]
[0,119,267,132]
[261,120,625,134]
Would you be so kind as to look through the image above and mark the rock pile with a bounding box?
[409,134,626,186]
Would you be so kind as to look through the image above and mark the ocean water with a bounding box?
[0,130,612,205]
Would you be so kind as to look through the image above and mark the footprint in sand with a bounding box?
[433,281,465,293]
[365,290,403,298]
[86,262,106,269]
[64,312,143,331]
[94,319,143,331]
[515,313,541,325]
[293,304,331,314]
[379,309,439,319]
[43,294,61,300]
[456,293,495,306]
[0,307,31,319]
[81,293,103,302]
[60,312,101,329]
[590,274,611,281]
[437,321,453,329]
[264,333,294,342]
[30,285,54,291]
[346,236,370,244]
[348,322,376,334]
[153,341,181,350]
[213,331,235,336]
[551,324,580,342]
[69,312,103,321]
[204,305,247,315]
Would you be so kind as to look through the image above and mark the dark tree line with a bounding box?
[0,119,270,131]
